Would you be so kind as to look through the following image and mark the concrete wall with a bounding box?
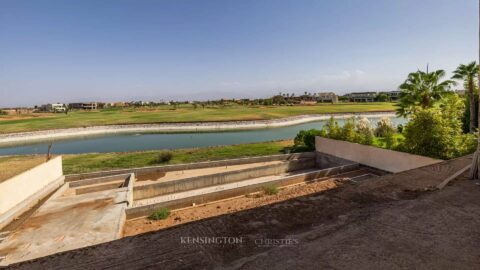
[65,152,316,181]
[126,163,358,218]
[0,156,64,229]
[315,137,442,173]
[133,158,315,200]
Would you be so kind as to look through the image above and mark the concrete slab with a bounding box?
[0,188,127,266]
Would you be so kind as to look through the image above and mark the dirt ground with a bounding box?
[0,156,46,182]
[125,168,373,236]
[9,155,480,270]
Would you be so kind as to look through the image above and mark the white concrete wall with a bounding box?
[315,137,442,173]
[0,156,63,215]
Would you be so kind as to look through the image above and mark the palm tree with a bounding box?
[452,61,478,133]
[396,69,455,117]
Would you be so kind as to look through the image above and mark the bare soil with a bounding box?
[125,168,371,236]
[9,155,480,270]
[0,156,46,182]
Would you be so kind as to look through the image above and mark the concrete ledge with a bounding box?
[133,158,315,200]
[315,137,442,173]
[126,163,359,219]
[69,173,132,188]
[65,152,316,181]
[0,176,65,230]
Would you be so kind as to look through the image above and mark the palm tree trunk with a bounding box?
[421,94,429,108]
[469,78,475,133]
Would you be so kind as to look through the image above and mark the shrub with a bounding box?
[397,124,404,133]
[0,110,7,115]
[356,117,374,145]
[339,118,357,142]
[294,129,324,150]
[149,208,171,220]
[403,109,458,159]
[263,185,279,195]
[325,116,341,139]
[375,117,395,137]
[153,151,173,164]
[384,131,396,149]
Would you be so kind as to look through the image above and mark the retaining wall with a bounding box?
[315,137,442,173]
[126,163,359,218]
[65,152,316,181]
[0,156,64,229]
[133,158,315,200]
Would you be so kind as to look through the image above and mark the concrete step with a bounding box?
[126,164,363,219]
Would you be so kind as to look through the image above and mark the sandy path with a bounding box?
[0,112,395,146]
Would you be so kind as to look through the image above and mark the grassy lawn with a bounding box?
[62,140,294,174]
[0,103,395,134]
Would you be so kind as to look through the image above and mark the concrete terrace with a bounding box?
[7,155,479,270]
[0,177,130,266]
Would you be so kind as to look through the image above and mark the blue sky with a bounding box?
[0,0,477,107]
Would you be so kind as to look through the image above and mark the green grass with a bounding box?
[0,103,396,134]
[262,184,279,195]
[62,140,294,174]
[148,208,171,220]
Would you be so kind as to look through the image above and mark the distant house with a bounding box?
[317,92,338,103]
[39,103,66,112]
[69,102,98,110]
[345,92,377,102]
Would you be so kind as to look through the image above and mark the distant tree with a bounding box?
[452,61,479,132]
[375,93,389,102]
[396,69,455,117]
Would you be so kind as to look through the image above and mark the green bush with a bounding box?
[263,185,279,195]
[403,108,460,159]
[294,129,324,150]
[153,151,173,164]
[149,208,171,220]
[340,118,357,142]
[0,110,7,115]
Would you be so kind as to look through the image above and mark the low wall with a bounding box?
[126,163,359,218]
[0,156,64,229]
[315,137,442,173]
[133,158,315,200]
[65,152,316,181]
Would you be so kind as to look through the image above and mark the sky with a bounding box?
[0,0,478,107]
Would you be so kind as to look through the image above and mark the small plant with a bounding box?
[263,185,279,195]
[375,117,395,137]
[153,151,173,164]
[149,208,171,220]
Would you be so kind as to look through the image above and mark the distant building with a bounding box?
[39,103,66,112]
[345,92,377,102]
[317,92,338,103]
[69,102,98,110]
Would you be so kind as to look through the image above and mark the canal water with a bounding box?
[0,117,406,155]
